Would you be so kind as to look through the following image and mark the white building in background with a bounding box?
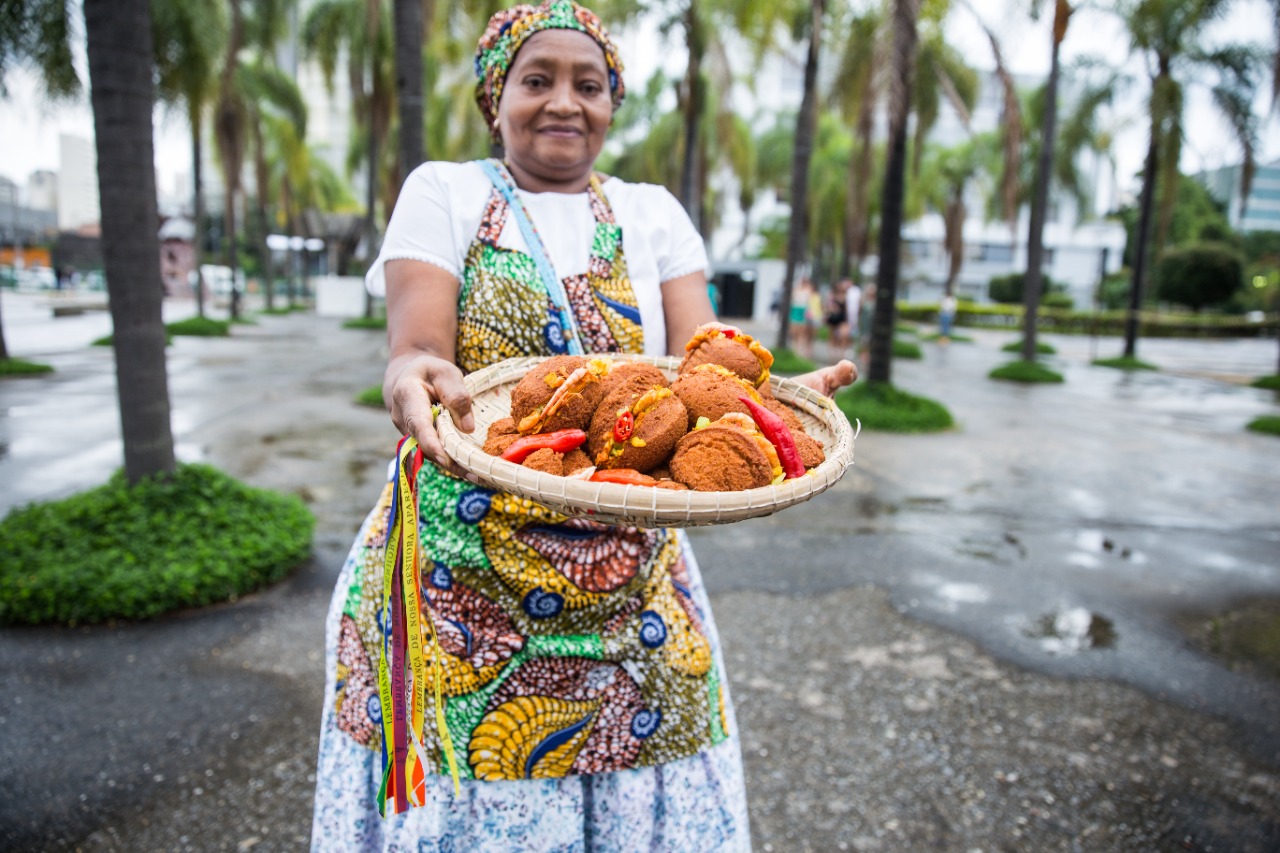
[57,133,100,232]
[25,169,57,212]
[1197,158,1280,233]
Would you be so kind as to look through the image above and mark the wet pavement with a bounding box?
[2,292,1279,851]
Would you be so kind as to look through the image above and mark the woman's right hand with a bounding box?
[384,351,475,478]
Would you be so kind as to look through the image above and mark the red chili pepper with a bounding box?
[613,410,634,442]
[500,429,587,464]
[589,468,659,486]
[739,396,805,479]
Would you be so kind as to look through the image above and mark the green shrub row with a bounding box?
[897,302,1278,338]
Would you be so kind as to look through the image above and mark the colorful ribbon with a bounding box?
[377,437,461,816]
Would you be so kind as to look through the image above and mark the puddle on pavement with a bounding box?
[855,495,898,519]
[1024,607,1117,654]
[1176,597,1280,681]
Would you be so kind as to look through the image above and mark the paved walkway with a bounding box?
[2,296,1279,851]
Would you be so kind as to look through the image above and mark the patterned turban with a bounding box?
[474,0,626,138]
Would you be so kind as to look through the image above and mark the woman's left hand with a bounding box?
[794,359,857,398]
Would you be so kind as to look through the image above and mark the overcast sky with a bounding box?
[0,0,1275,202]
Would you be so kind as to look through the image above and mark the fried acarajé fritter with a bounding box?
[678,322,774,389]
[510,356,610,434]
[669,413,783,491]
[596,361,669,400]
[482,417,520,457]
[586,385,688,473]
[670,363,765,429]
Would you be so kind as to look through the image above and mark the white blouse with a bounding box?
[366,161,710,357]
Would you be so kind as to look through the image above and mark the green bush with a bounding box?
[1246,415,1280,436]
[770,348,817,375]
[1251,375,1280,390]
[989,360,1064,383]
[893,339,923,359]
[1096,269,1133,310]
[1042,292,1074,310]
[987,271,1063,304]
[0,358,54,376]
[357,383,385,407]
[343,316,388,330]
[1155,243,1244,311]
[1002,340,1057,355]
[0,464,314,626]
[835,382,953,433]
[167,316,232,337]
[1094,356,1158,371]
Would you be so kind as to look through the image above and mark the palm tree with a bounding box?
[775,0,826,353]
[1019,0,1074,364]
[1,0,176,481]
[85,0,177,481]
[304,0,395,318]
[153,0,226,320]
[239,61,308,311]
[394,0,427,175]
[1121,0,1269,359]
[920,137,990,297]
[868,0,921,385]
[214,0,248,318]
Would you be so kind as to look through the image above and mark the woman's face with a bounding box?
[496,29,613,192]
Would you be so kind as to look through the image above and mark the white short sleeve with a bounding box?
[651,189,709,283]
[365,163,460,297]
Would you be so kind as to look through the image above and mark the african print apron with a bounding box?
[330,165,730,788]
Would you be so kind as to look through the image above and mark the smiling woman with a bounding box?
[306,2,821,850]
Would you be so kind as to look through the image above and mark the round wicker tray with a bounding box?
[436,354,858,527]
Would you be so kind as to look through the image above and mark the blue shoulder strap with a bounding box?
[477,158,584,356]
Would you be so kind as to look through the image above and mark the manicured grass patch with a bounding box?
[356,383,385,408]
[168,316,231,337]
[1002,339,1056,355]
[94,332,174,347]
[1246,415,1280,436]
[93,316,226,346]
[921,332,973,343]
[343,315,388,330]
[260,305,307,315]
[989,360,1064,383]
[0,464,314,626]
[770,347,817,375]
[893,339,923,359]
[0,357,53,376]
[1251,375,1280,390]
[1093,356,1158,371]
[895,323,918,336]
[835,381,953,433]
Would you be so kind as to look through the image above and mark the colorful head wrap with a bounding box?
[474,0,626,138]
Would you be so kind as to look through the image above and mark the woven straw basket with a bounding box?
[436,354,858,527]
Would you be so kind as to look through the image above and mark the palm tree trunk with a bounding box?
[190,103,207,319]
[364,128,379,319]
[84,0,177,483]
[253,125,275,312]
[394,0,426,174]
[1125,127,1159,359]
[679,1,704,230]
[869,0,919,385]
[1020,6,1066,364]
[0,291,9,360]
[776,0,824,353]
[845,93,876,280]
